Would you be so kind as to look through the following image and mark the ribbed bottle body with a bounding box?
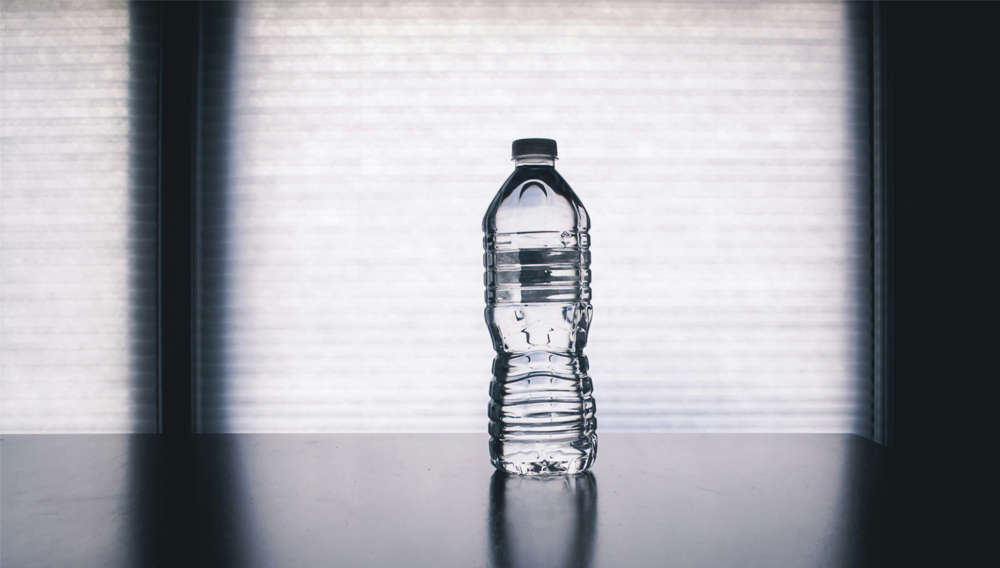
[483,164,596,475]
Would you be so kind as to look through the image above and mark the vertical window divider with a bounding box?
[157,1,201,433]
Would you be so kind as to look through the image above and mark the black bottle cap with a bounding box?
[512,138,557,159]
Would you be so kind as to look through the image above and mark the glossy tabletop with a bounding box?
[1,434,890,567]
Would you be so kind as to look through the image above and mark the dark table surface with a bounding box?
[1,434,890,568]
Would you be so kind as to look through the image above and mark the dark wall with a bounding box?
[884,1,998,561]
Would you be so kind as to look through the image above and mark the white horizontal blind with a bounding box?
[0,1,158,432]
[198,1,871,434]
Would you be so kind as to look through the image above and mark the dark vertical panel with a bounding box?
[157,1,199,433]
[882,2,998,563]
[883,2,998,464]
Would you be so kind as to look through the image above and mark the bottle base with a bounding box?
[490,434,597,475]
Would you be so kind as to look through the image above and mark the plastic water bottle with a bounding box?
[483,138,596,475]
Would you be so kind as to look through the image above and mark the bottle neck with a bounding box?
[513,155,556,167]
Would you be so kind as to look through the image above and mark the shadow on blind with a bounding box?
[1,1,159,432]
[196,1,872,435]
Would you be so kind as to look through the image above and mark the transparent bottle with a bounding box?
[483,138,596,475]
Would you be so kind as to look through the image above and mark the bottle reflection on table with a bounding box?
[488,471,598,568]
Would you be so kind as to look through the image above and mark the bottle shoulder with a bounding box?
[483,167,590,234]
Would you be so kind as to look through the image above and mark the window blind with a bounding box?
[0,1,159,432]
[197,1,872,434]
